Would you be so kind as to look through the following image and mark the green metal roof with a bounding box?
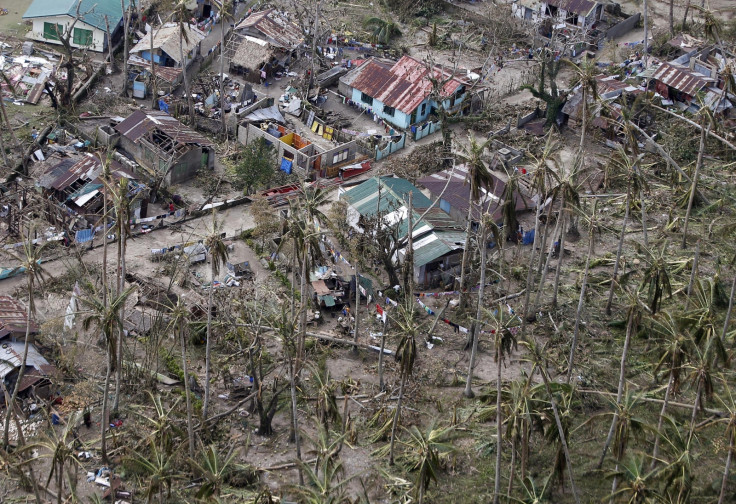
[319,294,336,307]
[342,176,432,218]
[23,0,130,31]
[412,229,465,267]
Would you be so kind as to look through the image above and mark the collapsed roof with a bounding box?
[129,22,206,64]
[234,8,303,49]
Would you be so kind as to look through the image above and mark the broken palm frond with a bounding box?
[577,389,728,418]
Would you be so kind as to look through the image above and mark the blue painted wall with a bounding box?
[350,87,467,130]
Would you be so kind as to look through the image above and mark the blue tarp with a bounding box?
[280,158,293,174]
[75,228,94,244]
[522,229,535,245]
[159,99,169,113]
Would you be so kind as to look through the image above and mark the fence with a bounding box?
[605,13,641,41]
[411,120,441,141]
[375,133,406,160]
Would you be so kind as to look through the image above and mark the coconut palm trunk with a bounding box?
[101,348,113,463]
[567,203,596,384]
[120,0,130,96]
[2,279,35,448]
[219,1,227,137]
[353,269,360,353]
[688,379,703,444]
[458,195,476,310]
[180,322,195,460]
[464,218,488,399]
[551,209,568,308]
[534,204,563,310]
[298,241,310,376]
[178,28,195,125]
[204,256,215,418]
[288,352,304,484]
[722,274,736,342]
[651,370,674,468]
[669,0,675,36]
[682,124,709,248]
[599,309,635,468]
[521,203,542,330]
[389,367,408,465]
[494,333,503,504]
[538,365,580,504]
[605,193,631,315]
[719,428,734,504]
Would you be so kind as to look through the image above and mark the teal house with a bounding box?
[23,0,131,52]
[341,55,470,130]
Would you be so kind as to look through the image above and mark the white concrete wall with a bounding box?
[28,16,107,52]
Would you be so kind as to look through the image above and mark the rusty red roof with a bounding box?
[235,8,303,49]
[652,62,714,97]
[0,296,38,339]
[546,0,598,16]
[115,110,215,147]
[41,154,133,192]
[350,55,467,115]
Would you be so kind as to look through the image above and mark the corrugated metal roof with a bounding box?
[652,62,713,97]
[115,110,215,147]
[416,164,528,223]
[0,296,38,339]
[47,154,101,191]
[23,0,130,31]
[0,340,51,380]
[130,23,205,65]
[342,176,433,217]
[349,56,467,114]
[128,54,183,84]
[545,0,598,16]
[235,9,303,49]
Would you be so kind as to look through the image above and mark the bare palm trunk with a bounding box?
[3,279,34,448]
[685,240,700,310]
[298,241,309,376]
[643,0,649,65]
[682,125,709,249]
[551,209,568,308]
[120,0,130,96]
[651,370,674,469]
[389,370,407,465]
[688,380,703,445]
[534,206,563,310]
[203,259,215,418]
[378,330,386,392]
[494,341,503,504]
[640,186,648,247]
[521,204,542,330]
[722,274,736,342]
[508,437,517,496]
[181,325,195,460]
[465,220,488,398]
[719,428,734,504]
[288,353,304,485]
[567,204,596,384]
[150,28,156,109]
[669,0,675,36]
[599,310,635,468]
[605,194,630,315]
[353,270,360,353]
[458,197,475,310]
[219,4,227,137]
[682,0,691,29]
[179,31,195,125]
[101,351,112,463]
[539,366,580,504]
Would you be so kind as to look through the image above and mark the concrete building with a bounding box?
[513,0,604,29]
[23,0,130,52]
[339,55,471,130]
[115,110,215,186]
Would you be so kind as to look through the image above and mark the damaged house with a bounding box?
[0,296,57,401]
[129,22,206,70]
[416,162,531,227]
[39,153,145,219]
[339,55,471,130]
[115,110,215,186]
[651,61,715,108]
[340,176,466,288]
[23,0,130,52]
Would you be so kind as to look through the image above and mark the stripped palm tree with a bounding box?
[2,224,51,449]
[364,16,402,45]
[173,0,196,124]
[202,209,229,418]
[456,135,494,310]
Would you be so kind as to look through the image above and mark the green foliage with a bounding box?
[231,138,277,194]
